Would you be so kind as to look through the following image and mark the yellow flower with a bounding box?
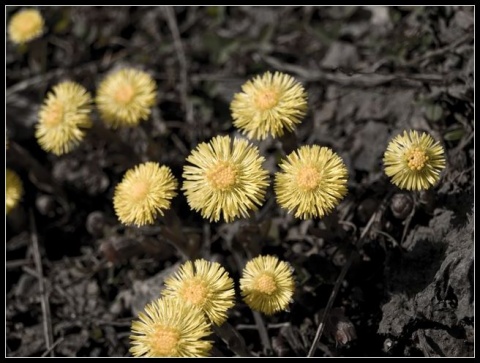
[6,169,23,215]
[96,68,157,128]
[230,71,308,140]
[8,8,45,45]
[383,130,446,191]
[182,135,269,223]
[130,297,213,357]
[113,162,178,227]
[240,255,295,315]
[274,145,348,219]
[35,81,93,155]
[162,259,235,326]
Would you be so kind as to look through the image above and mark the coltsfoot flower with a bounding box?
[6,169,23,215]
[162,259,235,326]
[182,135,269,223]
[36,81,93,155]
[240,255,295,315]
[8,8,45,45]
[230,71,308,140]
[274,145,348,219]
[96,68,157,128]
[383,130,446,191]
[113,162,178,226]
[130,297,213,357]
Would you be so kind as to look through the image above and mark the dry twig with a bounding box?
[163,7,194,125]
[262,55,464,89]
[29,209,55,357]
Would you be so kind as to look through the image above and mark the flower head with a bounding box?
[162,259,235,326]
[230,71,308,140]
[35,81,93,155]
[6,169,23,215]
[274,145,348,219]
[8,8,45,45]
[240,255,295,315]
[130,297,213,357]
[113,162,178,226]
[96,68,157,128]
[182,135,269,223]
[383,130,446,191]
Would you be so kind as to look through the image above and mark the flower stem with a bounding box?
[160,208,199,260]
[252,310,272,355]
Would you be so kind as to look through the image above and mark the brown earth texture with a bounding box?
[6,6,474,357]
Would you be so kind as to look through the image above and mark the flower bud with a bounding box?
[390,193,413,220]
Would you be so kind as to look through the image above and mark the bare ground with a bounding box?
[6,6,474,357]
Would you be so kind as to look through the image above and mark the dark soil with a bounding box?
[6,6,474,357]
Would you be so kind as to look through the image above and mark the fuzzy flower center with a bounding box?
[406,147,429,171]
[206,162,237,191]
[114,83,135,105]
[181,279,208,306]
[131,180,151,202]
[43,101,64,127]
[150,325,180,356]
[254,273,278,295]
[296,166,322,191]
[254,87,280,111]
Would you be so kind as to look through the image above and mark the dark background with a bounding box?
[6,6,474,357]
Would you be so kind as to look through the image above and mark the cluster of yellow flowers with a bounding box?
[113,134,348,226]
[35,68,158,156]
[7,8,443,217]
[6,8,448,358]
[7,8,157,156]
[130,256,295,357]
[110,71,446,227]
[114,71,445,356]
[6,9,446,218]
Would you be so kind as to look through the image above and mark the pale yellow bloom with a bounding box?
[383,130,446,191]
[275,145,348,219]
[96,68,157,128]
[130,297,213,357]
[182,135,269,223]
[6,169,23,215]
[36,81,93,155]
[230,71,308,140]
[113,162,178,226]
[240,255,295,315]
[8,8,45,45]
[162,259,235,326]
